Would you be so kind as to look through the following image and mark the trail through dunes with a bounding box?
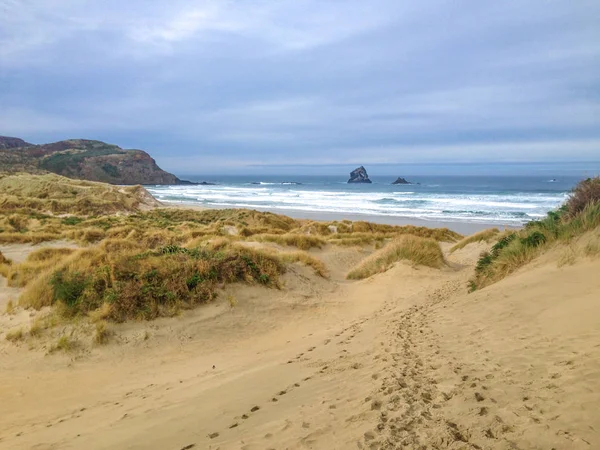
[0,240,599,449]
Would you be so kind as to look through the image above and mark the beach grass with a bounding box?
[347,235,445,280]
[450,228,501,253]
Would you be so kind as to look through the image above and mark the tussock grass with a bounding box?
[29,319,43,338]
[65,227,106,244]
[49,334,77,353]
[585,237,600,257]
[450,228,501,253]
[5,328,24,342]
[94,321,111,345]
[0,250,11,277]
[347,235,445,280]
[5,247,75,288]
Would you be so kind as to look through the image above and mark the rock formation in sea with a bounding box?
[392,177,411,185]
[348,166,372,183]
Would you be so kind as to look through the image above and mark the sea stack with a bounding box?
[392,177,411,185]
[348,166,372,183]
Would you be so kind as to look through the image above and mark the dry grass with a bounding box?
[450,228,501,253]
[251,233,326,250]
[585,239,600,257]
[347,235,445,280]
[5,247,75,288]
[29,319,44,338]
[49,334,77,353]
[276,251,329,278]
[0,173,159,215]
[557,246,578,267]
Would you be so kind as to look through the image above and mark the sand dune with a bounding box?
[1,234,599,449]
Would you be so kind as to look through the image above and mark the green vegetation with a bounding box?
[347,235,445,280]
[470,177,600,290]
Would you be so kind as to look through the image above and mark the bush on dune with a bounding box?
[565,176,600,218]
[347,235,445,280]
[470,177,600,291]
[20,243,286,322]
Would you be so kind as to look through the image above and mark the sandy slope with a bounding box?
[0,240,599,450]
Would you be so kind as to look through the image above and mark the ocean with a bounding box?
[146,163,599,228]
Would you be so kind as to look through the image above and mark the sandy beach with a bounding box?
[1,199,599,449]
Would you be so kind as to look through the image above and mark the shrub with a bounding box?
[50,270,90,313]
[565,177,600,218]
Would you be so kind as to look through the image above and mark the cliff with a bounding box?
[347,166,372,183]
[0,137,193,185]
[0,136,32,149]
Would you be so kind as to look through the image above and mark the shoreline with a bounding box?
[163,201,519,235]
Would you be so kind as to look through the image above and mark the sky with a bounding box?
[1,0,599,174]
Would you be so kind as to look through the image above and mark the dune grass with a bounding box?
[250,233,326,250]
[450,228,501,253]
[0,173,159,215]
[470,178,600,291]
[0,173,470,326]
[347,235,445,280]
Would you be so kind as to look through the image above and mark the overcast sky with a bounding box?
[1,0,599,173]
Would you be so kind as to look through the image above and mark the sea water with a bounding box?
[146,163,599,226]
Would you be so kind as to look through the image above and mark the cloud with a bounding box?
[1,0,599,171]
